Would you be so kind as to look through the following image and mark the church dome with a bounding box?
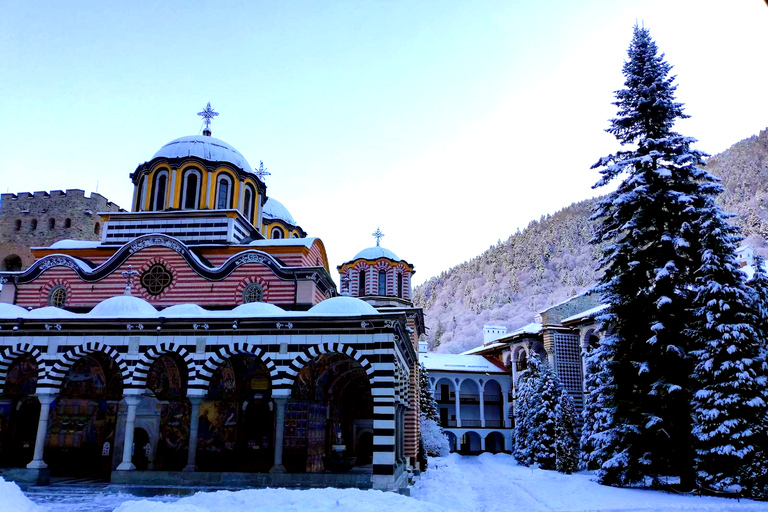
[152,135,253,173]
[263,198,297,225]
[87,295,158,318]
[353,246,401,262]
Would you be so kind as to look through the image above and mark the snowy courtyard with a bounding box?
[3,453,766,512]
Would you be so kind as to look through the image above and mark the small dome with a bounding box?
[0,303,30,319]
[88,295,158,318]
[25,306,76,319]
[152,135,253,173]
[353,246,400,262]
[263,198,297,225]
[229,302,287,317]
[160,304,211,318]
[308,297,379,316]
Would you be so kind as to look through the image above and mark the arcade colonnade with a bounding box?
[0,324,415,490]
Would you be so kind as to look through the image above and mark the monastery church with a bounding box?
[0,105,424,491]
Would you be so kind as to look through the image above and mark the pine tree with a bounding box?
[748,254,768,345]
[579,342,614,470]
[419,363,439,422]
[513,353,541,465]
[589,25,719,487]
[691,202,768,495]
[556,389,580,474]
[531,360,560,470]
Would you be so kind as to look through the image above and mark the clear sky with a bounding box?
[2,1,766,285]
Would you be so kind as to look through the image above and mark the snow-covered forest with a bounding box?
[414,129,768,354]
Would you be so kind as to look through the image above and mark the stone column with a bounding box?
[117,395,142,471]
[270,396,289,473]
[183,396,204,472]
[479,384,486,428]
[454,384,462,427]
[26,394,56,469]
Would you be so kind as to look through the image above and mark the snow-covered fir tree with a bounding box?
[690,200,768,496]
[589,24,720,487]
[418,363,450,457]
[531,361,560,470]
[556,389,580,474]
[419,363,439,422]
[513,353,542,465]
[748,254,768,345]
[579,340,614,470]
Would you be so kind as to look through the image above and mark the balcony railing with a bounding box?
[484,419,504,428]
[460,420,482,427]
[441,419,458,428]
[436,393,453,403]
[459,394,480,403]
[483,394,502,403]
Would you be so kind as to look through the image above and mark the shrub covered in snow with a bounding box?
[421,416,450,457]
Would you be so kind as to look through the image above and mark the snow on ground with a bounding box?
[9,455,768,512]
[0,478,42,512]
[412,453,767,512]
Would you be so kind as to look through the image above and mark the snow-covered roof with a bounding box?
[421,353,506,373]
[152,135,253,173]
[508,322,542,336]
[263,198,297,225]
[44,240,102,249]
[0,295,381,320]
[561,304,609,324]
[308,296,379,316]
[353,246,400,262]
[248,237,317,249]
[461,342,505,355]
[741,262,767,281]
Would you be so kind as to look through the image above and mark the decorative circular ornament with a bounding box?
[141,263,173,296]
[242,282,264,303]
[48,285,67,307]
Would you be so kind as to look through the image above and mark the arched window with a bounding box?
[181,169,201,210]
[135,175,146,211]
[397,273,403,298]
[152,171,168,211]
[31,219,38,231]
[94,222,101,235]
[243,184,255,222]
[48,285,67,307]
[49,218,55,230]
[242,282,264,303]
[65,218,72,228]
[292,233,300,238]
[271,227,283,239]
[14,219,21,231]
[215,174,233,209]
[3,255,22,271]
[378,270,387,296]
[358,269,366,296]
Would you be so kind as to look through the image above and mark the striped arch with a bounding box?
[131,342,196,388]
[0,343,46,393]
[234,275,270,305]
[39,278,72,308]
[285,342,375,388]
[47,342,130,388]
[196,342,279,388]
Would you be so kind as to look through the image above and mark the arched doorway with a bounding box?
[445,431,458,453]
[433,378,456,428]
[485,431,505,453]
[198,355,274,472]
[286,353,373,473]
[482,380,504,428]
[146,353,189,471]
[2,255,22,271]
[132,427,150,470]
[47,352,123,477]
[0,355,40,467]
[459,431,481,454]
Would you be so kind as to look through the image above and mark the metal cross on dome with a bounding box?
[254,160,271,181]
[197,102,219,130]
[372,227,385,247]
[121,265,139,296]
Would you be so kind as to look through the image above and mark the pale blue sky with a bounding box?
[2,1,767,284]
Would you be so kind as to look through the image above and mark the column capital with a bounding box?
[188,396,205,406]
[273,395,290,405]
[124,395,142,407]
[35,393,57,406]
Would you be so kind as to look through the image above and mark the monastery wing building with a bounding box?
[0,108,424,492]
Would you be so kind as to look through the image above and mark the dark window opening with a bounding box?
[31,219,38,231]
[358,270,366,296]
[154,174,167,210]
[184,173,199,209]
[49,218,55,230]
[94,222,101,235]
[14,219,21,231]
[65,218,72,228]
[3,255,22,271]
[397,273,403,298]
[378,271,386,296]
[216,178,229,209]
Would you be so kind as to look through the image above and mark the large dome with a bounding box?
[353,246,400,262]
[152,135,253,173]
[263,198,297,225]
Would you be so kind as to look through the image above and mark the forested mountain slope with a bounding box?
[414,128,768,354]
